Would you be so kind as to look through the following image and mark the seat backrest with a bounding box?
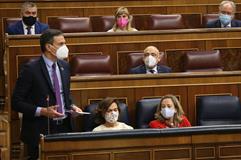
[147,14,186,30]
[83,102,130,131]
[136,98,161,129]
[127,52,166,72]
[197,95,241,126]
[182,14,202,28]
[132,14,149,30]
[3,17,21,34]
[49,17,92,33]
[184,50,223,72]
[202,14,219,27]
[69,54,112,76]
[91,16,115,32]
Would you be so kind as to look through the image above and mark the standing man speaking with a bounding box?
[12,29,82,160]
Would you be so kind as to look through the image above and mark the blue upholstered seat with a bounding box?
[197,95,241,126]
[136,98,161,129]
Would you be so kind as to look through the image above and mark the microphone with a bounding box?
[46,95,50,135]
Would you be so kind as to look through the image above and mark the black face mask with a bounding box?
[22,16,37,26]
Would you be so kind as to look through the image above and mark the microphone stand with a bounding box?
[46,95,50,135]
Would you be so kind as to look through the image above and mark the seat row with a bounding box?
[82,95,241,131]
[69,50,223,75]
[4,13,228,33]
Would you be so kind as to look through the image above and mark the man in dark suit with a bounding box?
[206,0,241,28]
[129,46,171,74]
[7,2,48,35]
[11,29,82,160]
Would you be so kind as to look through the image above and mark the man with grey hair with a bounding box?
[207,0,241,28]
[7,1,48,35]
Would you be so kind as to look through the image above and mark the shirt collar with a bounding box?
[22,21,35,31]
[221,22,231,28]
[42,54,55,68]
[146,65,158,74]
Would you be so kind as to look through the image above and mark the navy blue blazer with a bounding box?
[6,20,49,35]
[206,19,241,28]
[11,56,72,144]
[129,64,172,74]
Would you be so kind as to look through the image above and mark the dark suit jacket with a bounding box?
[206,19,241,28]
[129,64,172,74]
[6,20,49,35]
[11,56,72,144]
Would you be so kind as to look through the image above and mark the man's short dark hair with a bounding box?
[40,29,63,53]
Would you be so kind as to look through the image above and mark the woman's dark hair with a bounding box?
[94,97,120,124]
[40,29,63,53]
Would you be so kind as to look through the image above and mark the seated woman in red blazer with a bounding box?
[149,95,191,128]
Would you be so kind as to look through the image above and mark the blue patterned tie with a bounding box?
[52,63,63,114]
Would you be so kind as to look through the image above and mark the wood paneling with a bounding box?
[195,146,216,159]
[154,147,192,159]
[4,29,241,159]
[114,151,150,160]
[219,145,241,159]
[4,29,241,123]
[0,117,9,160]
[70,72,241,127]
[1,0,241,98]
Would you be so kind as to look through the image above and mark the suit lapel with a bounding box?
[157,65,161,73]
[35,21,40,34]
[40,57,54,93]
[18,21,25,34]
[216,20,222,28]
[231,20,236,27]
[141,65,147,73]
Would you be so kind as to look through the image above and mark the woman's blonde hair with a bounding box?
[154,95,185,123]
[112,7,135,32]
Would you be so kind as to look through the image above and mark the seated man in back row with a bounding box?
[7,1,48,35]
[129,46,171,74]
[206,0,241,28]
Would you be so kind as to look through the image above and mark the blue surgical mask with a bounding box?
[219,14,232,26]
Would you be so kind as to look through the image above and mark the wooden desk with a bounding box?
[40,125,241,160]
[1,0,241,98]
[3,29,241,159]
[70,71,241,127]
[0,117,9,160]
[4,29,241,116]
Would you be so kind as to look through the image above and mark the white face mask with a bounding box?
[104,111,119,124]
[56,45,69,59]
[144,55,157,68]
[161,107,175,119]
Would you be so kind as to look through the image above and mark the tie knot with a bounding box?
[26,26,31,34]
[52,63,56,69]
[149,69,155,74]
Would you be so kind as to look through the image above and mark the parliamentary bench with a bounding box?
[40,125,241,160]
[4,13,241,35]
[47,14,202,33]
[4,28,241,157]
